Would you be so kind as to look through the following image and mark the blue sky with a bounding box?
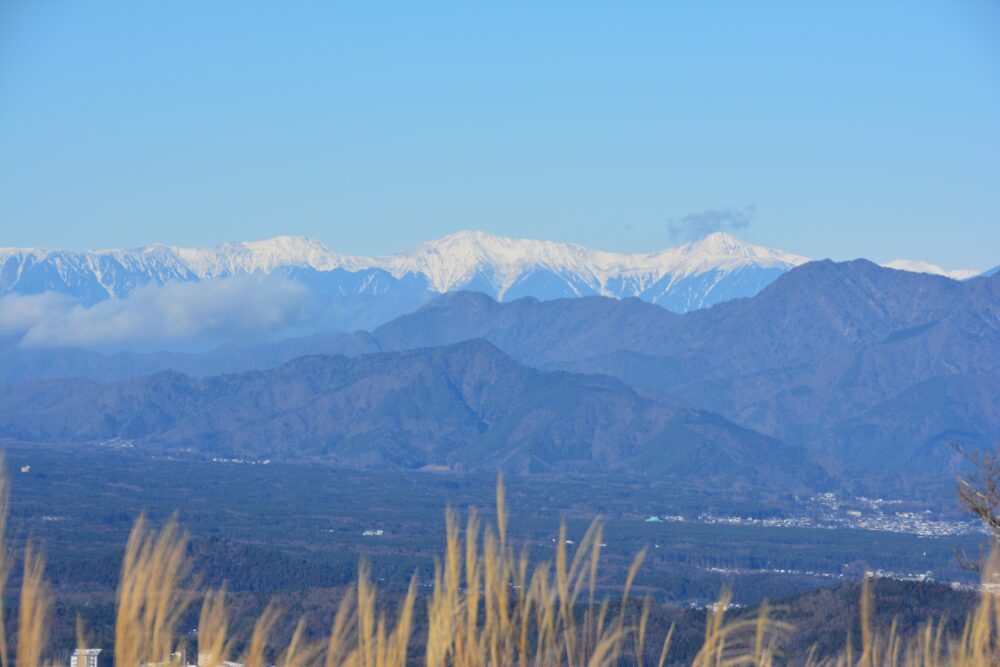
[1,1,998,269]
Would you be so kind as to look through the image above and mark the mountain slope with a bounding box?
[366,263,1000,473]
[4,259,996,478]
[0,340,826,487]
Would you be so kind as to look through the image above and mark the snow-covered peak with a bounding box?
[171,236,350,277]
[643,232,808,277]
[348,230,808,294]
[680,231,794,260]
[364,231,613,293]
[882,259,981,281]
[683,231,750,256]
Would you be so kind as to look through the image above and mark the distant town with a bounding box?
[642,492,979,539]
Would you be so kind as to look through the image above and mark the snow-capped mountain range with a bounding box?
[0,230,986,334]
[2,230,803,304]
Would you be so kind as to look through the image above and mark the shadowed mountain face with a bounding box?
[377,259,987,364]
[2,260,997,478]
[0,340,826,488]
[370,261,1000,473]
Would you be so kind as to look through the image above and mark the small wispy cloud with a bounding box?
[667,206,755,242]
[3,275,313,349]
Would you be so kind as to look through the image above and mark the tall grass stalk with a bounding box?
[0,455,9,667]
[16,543,50,667]
[115,514,192,666]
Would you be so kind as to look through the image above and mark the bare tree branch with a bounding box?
[953,440,1000,571]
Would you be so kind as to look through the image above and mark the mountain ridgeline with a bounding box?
[373,260,1000,474]
[1,231,806,331]
[1,257,998,488]
[0,340,825,488]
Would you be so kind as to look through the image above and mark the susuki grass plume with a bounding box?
[115,513,192,667]
[0,455,10,667]
[243,603,281,667]
[17,542,51,667]
[197,586,233,667]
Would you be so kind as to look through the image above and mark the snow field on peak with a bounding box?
[882,259,981,281]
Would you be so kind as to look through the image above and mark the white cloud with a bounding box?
[667,206,755,242]
[2,275,313,349]
[0,292,79,336]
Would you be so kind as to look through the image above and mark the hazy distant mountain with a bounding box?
[0,331,380,384]
[882,259,981,280]
[363,262,1000,474]
[1,231,807,326]
[0,340,826,487]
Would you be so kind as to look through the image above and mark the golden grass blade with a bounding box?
[0,454,9,667]
[859,575,872,667]
[324,587,355,667]
[115,513,192,666]
[197,587,232,667]
[17,543,50,667]
[496,473,507,555]
[281,614,324,667]
[657,622,675,667]
[243,603,280,667]
[388,575,417,667]
[357,562,376,667]
[637,596,650,667]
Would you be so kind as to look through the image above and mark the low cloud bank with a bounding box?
[1,275,313,349]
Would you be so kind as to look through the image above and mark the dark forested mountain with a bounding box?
[370,262,1000,474]
[0,340,826,487]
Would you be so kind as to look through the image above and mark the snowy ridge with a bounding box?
[882,259,981,281]
[336,230,808,297]
[1,231,811,320]
[1,230,807,294]
[171,236,352,277]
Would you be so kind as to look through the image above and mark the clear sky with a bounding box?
[1,1,998,269]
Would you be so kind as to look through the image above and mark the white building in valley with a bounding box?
[71,648,109,667]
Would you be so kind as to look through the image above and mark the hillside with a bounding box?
[0,340,826,487]
[370,262,1000,473]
